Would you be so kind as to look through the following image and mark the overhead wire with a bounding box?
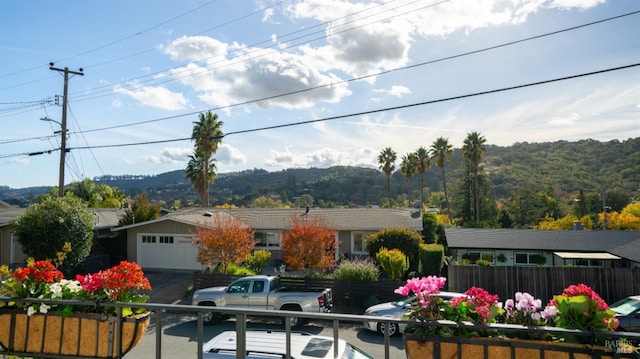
[26,62,634,154]
[58,10,640,136]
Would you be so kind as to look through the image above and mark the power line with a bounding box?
[61,10,640,136]
[53,62,637,152]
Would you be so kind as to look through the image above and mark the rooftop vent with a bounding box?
[203,211,213,217]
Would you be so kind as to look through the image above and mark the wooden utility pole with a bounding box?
[49,63,83,197]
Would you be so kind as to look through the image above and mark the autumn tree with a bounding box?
[192,215,255,273]
[281,215,336,273]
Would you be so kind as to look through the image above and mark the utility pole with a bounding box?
[49,63,83,197]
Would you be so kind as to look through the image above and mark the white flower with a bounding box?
[39,303,51,314]
[27,305,37,316]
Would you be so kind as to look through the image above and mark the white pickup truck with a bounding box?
[192,275,333,329]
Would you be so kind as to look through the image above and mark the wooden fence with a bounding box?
[448,266,640,304]
[193,272,404,313]
[193,266,640,312]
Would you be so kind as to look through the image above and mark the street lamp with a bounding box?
[40,116,66,197]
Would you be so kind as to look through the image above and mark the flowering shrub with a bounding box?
[1,260,151,317]
[504,291,556,326]
[394,279,619,341]
[550,284,618,333]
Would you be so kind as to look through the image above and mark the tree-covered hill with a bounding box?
[2,138,638,210]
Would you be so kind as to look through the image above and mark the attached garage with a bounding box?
[136,233,202,270]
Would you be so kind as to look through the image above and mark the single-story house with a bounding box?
[445,228,640,268]
[0,207,126,267]
[113,207,423,270]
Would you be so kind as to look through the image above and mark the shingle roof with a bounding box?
[136,207,423,231]
[445,228,640,261]
[0,208,26,227]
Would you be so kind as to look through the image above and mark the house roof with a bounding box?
[0,207,125,230]
[114,207,423,232]
[445,228,640,262]
[0,208,26,227]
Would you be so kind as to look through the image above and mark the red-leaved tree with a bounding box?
[281,214,336,273]
[192,215,255,272]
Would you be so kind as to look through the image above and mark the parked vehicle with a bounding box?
[192,275,332,329]
[363,291,464,336]
[610,295,640,332]
[202,330,373,358]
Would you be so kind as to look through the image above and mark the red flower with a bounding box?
[12,260,63,283]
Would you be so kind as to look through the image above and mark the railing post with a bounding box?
[197,312,204,359]
[155,310,162,359]
[333,319,339,359]
[236,313,247,359]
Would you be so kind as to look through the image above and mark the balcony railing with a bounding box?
[1,296,639,359]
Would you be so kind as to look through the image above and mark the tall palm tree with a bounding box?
[414,147,430,207]
[400,152,418,207]
[191,111,223,207]
[185,147,216,207]
[430,137,453,216]
[463,131,487,222]
[377,147,397,208]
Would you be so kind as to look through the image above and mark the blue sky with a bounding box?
[1,0,638,189]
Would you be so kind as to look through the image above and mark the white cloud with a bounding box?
[549,0,606,10]
[373,85,411,98]
[143,147,191,164]
[549,113,580,125]
[264,145,377,168]
[10,158,28,164]
[113,81,189,110]
[217,144,247,165]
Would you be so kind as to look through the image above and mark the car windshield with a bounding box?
[610,297,640,316]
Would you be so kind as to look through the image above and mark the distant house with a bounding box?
[0,207,126,267]
[445,228,640,268]
[113,207,423,271]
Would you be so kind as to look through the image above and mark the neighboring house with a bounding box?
[445,228,640,268]
[113,207,423,271]
[0,207,126,267]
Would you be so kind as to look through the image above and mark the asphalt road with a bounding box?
[127,313,406,358]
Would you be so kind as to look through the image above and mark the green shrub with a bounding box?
[221,263,256,275]
[476,259,490,266]
[419,243,444,276]
[376,247,409,280]
[333,257,380,281]
[244,249,272,273]
[366,228,422,273]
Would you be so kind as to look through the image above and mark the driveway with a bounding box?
[144,270,195,304]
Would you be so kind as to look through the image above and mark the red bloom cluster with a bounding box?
[76,272,104,295]
[12,260,63,283]
[451,286,502,320]
[101,261,151,298]
[551,283,610,311]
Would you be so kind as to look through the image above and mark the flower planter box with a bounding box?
[0,309,150,358]
[404,334,636,359]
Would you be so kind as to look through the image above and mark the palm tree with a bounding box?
[462,131,487,222]
[191,111,223,207]
[400,152,418,207]
[430,137,453,215]
[377,147,397,208]
[414,147,430,208]
[185,148,216,207]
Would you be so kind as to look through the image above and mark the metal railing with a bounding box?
[1,297,640,359]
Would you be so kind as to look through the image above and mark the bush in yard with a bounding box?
[419,243,444,276]
[366,228,421,273]
[281,215,336,275]
[12,195,94,276]
[192,215,255,273]
[376,247,409,280]
[243,249,272,274]
[333,257,380,281]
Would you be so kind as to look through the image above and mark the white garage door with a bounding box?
[136,234,203,270]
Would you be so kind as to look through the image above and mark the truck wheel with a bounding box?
[281,305,306,329]
[199,302,218,325]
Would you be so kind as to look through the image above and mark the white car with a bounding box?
[363,291,464,336]
[203,330,373,359]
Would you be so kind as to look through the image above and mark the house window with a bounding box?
[255,231,281,248]
[575,258,603,267]
[159,236,174,244]
[142,235,156,243]
[466,251,495,264]
[352,232,372,254]
[514,252,546,265]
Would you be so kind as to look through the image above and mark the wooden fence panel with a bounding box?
[448,266,640,304]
